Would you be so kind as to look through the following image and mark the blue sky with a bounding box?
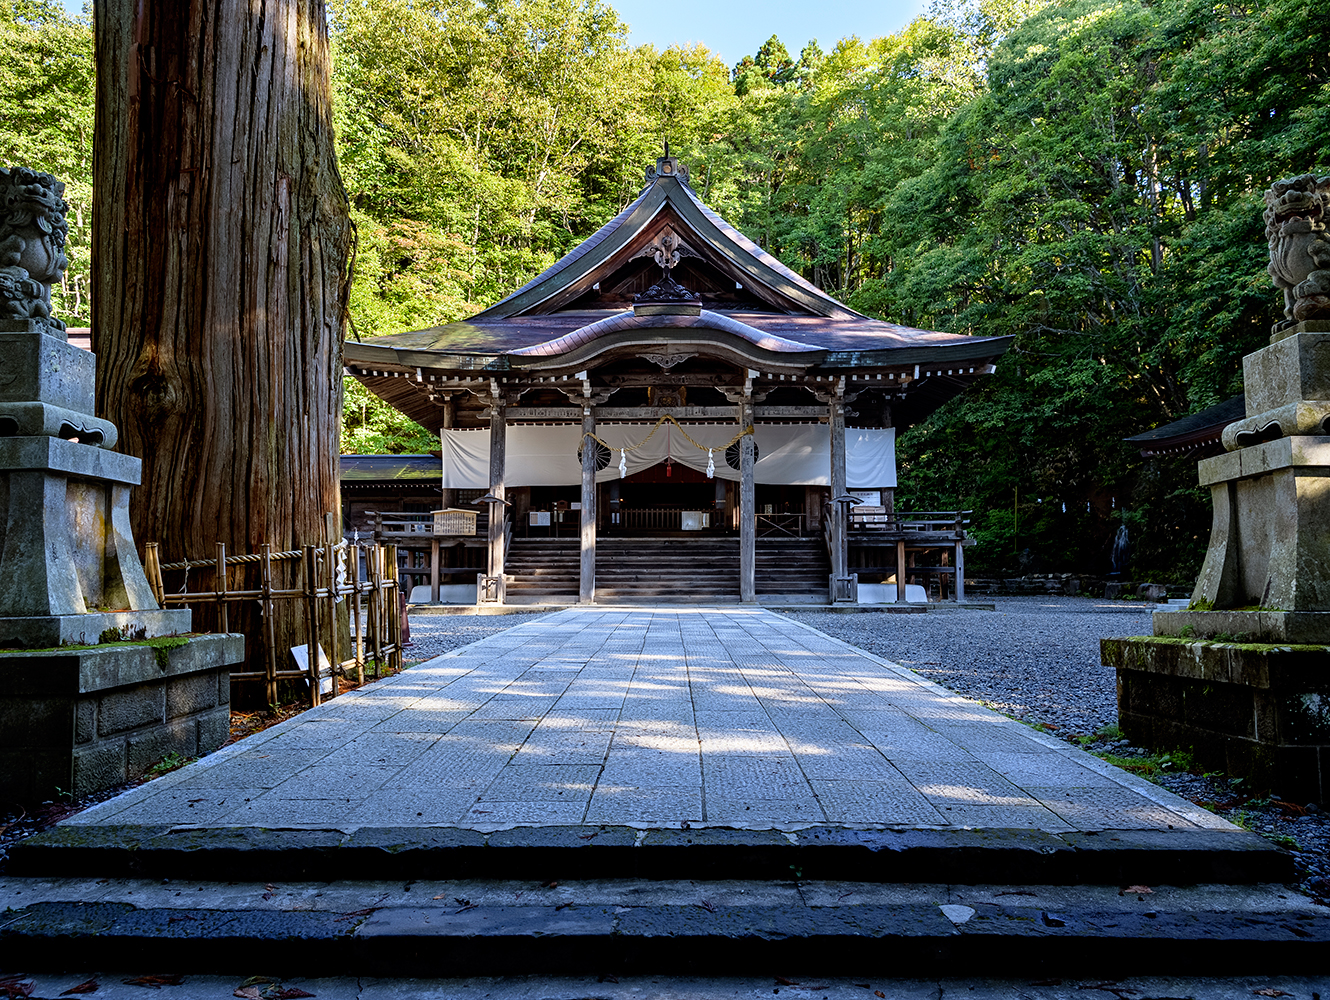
[609,0,927,65]
[61,0,928,68]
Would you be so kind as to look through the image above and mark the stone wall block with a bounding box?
[1205,683,1258,739]
[196,705,230,755]
[127,721,195,776]
[166,672,217,719]
[74,698,95,743]
[98,683,164,737]
[0,698,71,747]
[72,742,126,796]
[1278,686,1330,743]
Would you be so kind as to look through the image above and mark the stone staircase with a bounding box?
[756,536,829,599]
[504,536,831,604]
[504,538,580,602]
[594,537,740,603]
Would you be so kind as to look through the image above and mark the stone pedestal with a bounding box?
[1105,321,1330,803]
[0,634,243,802]
[1104,638,1329,803]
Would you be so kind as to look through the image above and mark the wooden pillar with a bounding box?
[488,399,507,589]
[955,539,966,602]
[739,398,755,603]
[829,394,847,594]
[580,408,597,603]
[896,539,908,604]
[430,537,440,603]
[440,394,456,510]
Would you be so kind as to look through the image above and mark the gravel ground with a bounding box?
[402,610,552,661]
[781,596,1329,902]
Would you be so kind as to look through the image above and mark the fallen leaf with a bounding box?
[543,880,558,889]
[0,976,33,999]
[1271,800,1306,816]
[698,899,717,913]
[876,991,887,998]
[233,989,261,1000]
[275,989,316,999]
[433,894,448,900]
[239,978,277,988]
[61,981,99,996]
[1121,885,1153,895]
[122,975,185,989]
[455,904,478,914]
[774,977,798,986]
[853,986,870,991]
[555,901,573,911]
[1253,991,1293,998]
[453,898,471,907]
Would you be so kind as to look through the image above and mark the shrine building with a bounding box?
[344,154,1011,605]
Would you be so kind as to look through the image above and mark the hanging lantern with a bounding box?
[666,457,673,477]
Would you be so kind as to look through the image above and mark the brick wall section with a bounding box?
[1102,637,1330,803]
[0,634,244,803]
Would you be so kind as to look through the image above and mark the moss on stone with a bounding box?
[0,635,197,657]
[1116,635,1329,654]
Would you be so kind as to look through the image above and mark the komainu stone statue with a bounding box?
[1103,169,1330,805]
[1264,172,1330,332]
[0,166,69,331]
[0,166,242,804]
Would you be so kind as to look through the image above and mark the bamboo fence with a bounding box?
[143,532,403,708]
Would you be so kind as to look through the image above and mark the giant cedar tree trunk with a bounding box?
[93,1,352,674]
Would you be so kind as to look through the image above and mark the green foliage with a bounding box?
[5,0,1321,567]
[0,0,93,324]
[147,751,197,777]
[342,377,438,454]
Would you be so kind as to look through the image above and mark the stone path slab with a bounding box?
[64,607,1230,834]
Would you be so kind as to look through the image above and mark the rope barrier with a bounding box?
[584,414,753,479]
[159,539,349,573]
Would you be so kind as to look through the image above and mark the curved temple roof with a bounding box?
[344,154,1012,430]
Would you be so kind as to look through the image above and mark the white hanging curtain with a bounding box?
[440,423,896,489]
[847,427,897,488]
[440,425,584,488]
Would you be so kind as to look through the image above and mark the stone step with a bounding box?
[3,828,1318,976]
[9,824,1292,886]
[0,876,1323,977]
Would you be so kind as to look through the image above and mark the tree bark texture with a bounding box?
[93,0,352,669]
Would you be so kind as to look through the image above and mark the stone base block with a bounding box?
[1153,609,1330,644]
[0,633,243,803]
[0,609,193,649]
[1103,636,1330,803]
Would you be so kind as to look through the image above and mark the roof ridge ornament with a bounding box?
[644,145,691,189]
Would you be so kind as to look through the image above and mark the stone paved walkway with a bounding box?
[66,608,1228,833]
